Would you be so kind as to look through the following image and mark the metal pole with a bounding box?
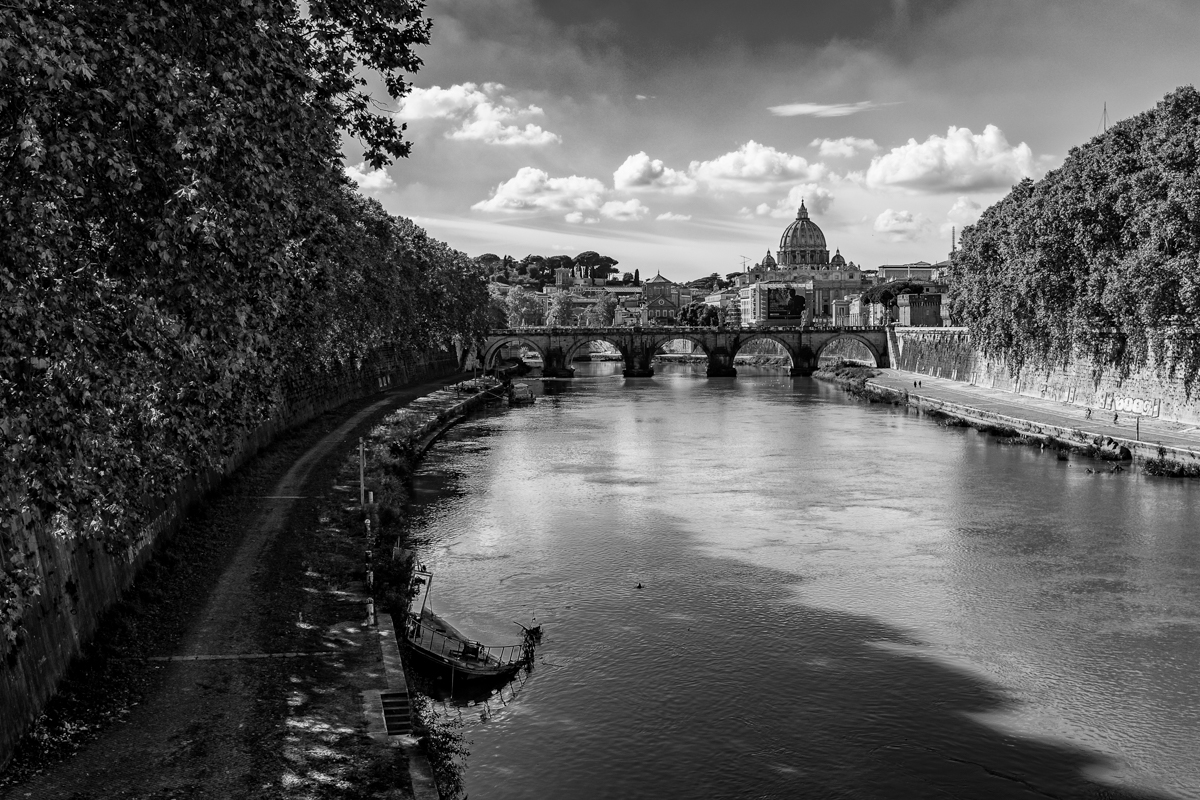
[359,438,365,507]
[1136,417,1140,442]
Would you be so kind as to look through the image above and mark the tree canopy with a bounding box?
[0,0,494,647]
[950,86,1200,387]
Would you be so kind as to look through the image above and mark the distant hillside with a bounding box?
[950,86,1200,388]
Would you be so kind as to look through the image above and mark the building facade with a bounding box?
[734,202,870,326]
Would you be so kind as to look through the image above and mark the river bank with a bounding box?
[0,373,503,800]
[814,363,1200,475]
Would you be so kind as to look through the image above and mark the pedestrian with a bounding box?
[1084,408,1092,420]
[1113,413,1119,424]
[918,380,922,387]
[913,380,917,387]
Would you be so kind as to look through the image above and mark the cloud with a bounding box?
[865,125,1036,193]
[874,208,934,242]
[613,152,698,194]
[655,212,692,221]
[946,196,984,225]
[751,184,835,219]
[689,141,826,192]
[398,83,493,120]
[472,167,606,215]
[399,82,560,146]
[811,137,879,159]
[345,162,395,192]
[564,211,599,224]
[600,199,650,221]
[473,168,647,223]
[768,101,882,118]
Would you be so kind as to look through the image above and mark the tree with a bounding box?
[504,286,543,327]
[0,0,496,646]
[584,293,619,326]
[546,291,576,326]
[622,272,634,284]
[949,86,1200,388]
[633,269,641,286]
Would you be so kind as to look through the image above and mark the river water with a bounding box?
[407,362,1200,800]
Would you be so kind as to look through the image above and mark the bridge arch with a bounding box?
[813,332,886,368]
[646,333,711,358]
[729,332,798,369]
[562,333,630,363]
[481,335,547,370]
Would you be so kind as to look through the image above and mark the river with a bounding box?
[407,362,1200,800]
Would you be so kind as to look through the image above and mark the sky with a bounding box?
[343,0,1200,282]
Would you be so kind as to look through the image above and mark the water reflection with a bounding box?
[407,363,1199,799]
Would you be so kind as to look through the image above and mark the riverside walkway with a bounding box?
[867,368,1200,459]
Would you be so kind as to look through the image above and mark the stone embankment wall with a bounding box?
[890,327,1200,426]
[0,346,459,770]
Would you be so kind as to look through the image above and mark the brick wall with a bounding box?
[0,346,459,769]
[892,327,1200,425]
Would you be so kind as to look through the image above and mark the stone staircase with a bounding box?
[380,690,413,736]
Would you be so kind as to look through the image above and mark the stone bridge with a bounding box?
[480,325,890,378]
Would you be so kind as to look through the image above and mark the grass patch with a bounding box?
[1144,447,1200,477]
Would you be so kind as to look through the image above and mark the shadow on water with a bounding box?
[409,369,1187,799]
[417,513,1178,799]
[650,553,1173,800]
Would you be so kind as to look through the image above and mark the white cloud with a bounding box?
[472,167,606,215]
[768,101,882,118]
[655,212,692,221]
[473,168,646,223]
[613,152,697,194]
[564,211,599,224]
[751,184,835,219]
[398,83,493,120]
[866,125,1036,193]
[811,137,880,159]
[399,82,560,146]
[600,199,650,221]
[689,141,826,192]
[874,208,934,242]
[946,195,984,225]
[345,162,395,192]
[447,110,560,146]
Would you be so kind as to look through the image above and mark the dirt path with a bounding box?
[2,374,468,800]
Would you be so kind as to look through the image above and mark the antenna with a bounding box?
[1098,101,1109,135]
[738,255,752,270]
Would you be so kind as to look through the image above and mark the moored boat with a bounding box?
[508,382,535,405]
[404,569,538,685]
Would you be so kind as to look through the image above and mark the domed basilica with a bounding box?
[733,201,868,324]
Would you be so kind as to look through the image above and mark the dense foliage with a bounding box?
[0,0,491,646]
[477,251,623,291]
[949,86,1200,386]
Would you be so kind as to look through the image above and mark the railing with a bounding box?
[406,616,529,669]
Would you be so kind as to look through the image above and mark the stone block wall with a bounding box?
[892,327,1200,425]
[0,346,458,769]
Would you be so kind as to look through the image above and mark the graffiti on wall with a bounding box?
[1102,394,1161,417]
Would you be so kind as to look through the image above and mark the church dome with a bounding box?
[830,248,846,267]
[761,250,776,268]
[777,201,829,266]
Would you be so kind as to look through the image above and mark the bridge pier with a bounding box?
[623,342,656,377]
[542,346,575,378]
[790,349,817,377]
[706,347,737,378]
